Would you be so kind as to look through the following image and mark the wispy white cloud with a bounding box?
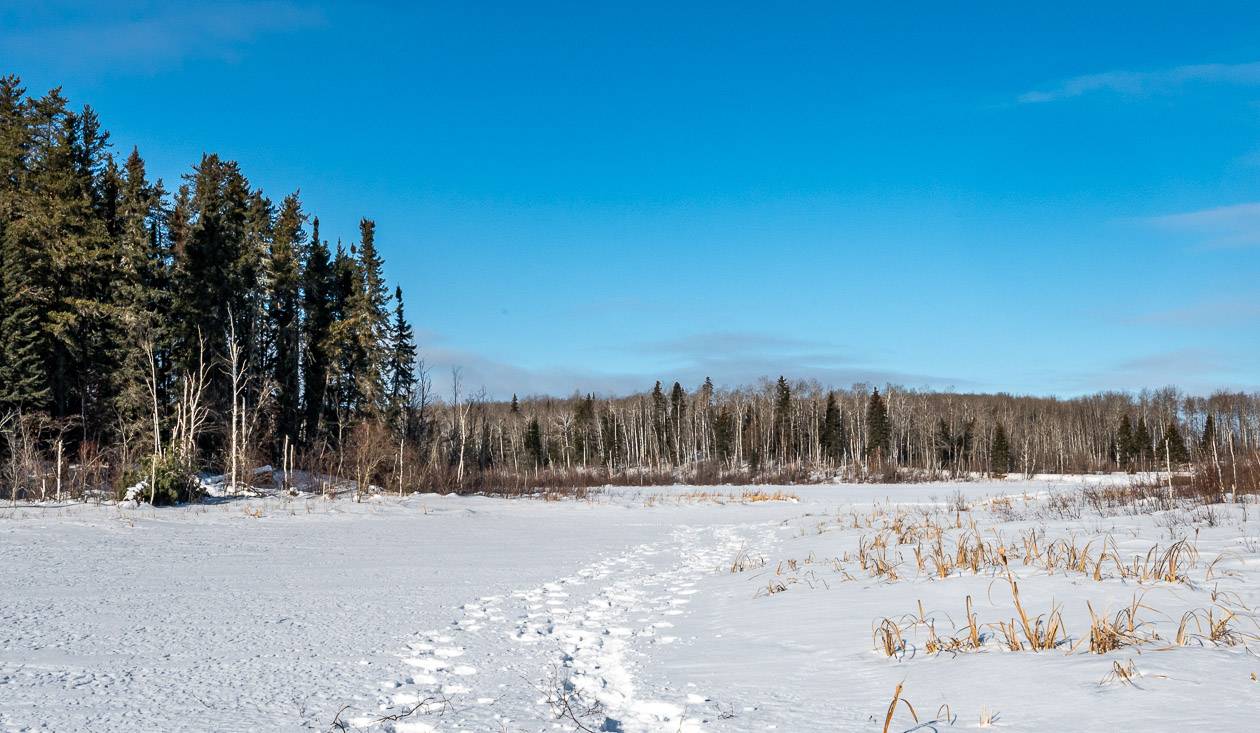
[1145,202,1260,249]
[1048,348,1257,395]
[1019,61,1260,103]
[630,330,960,390]
[0,2,324,72]
[639,331,831,357]
[416,329,969,400]
[416,344,649,402]
[1126,297,1260,327]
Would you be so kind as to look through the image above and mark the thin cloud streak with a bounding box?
[0,2,325,72]
[1019,60,1260,103]
[1145,202,1260,249]
[419,329,970,400]
[639,330,835,357]
[1045,348,1258,396]
[1125,297,1260,327]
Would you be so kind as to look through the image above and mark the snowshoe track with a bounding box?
[353,522,780,732]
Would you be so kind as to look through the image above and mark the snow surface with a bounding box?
[1,479,1257,731]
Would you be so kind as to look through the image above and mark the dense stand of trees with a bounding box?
[428,383,1259,487]
[1,77,1257,501]
[0,77,417,501]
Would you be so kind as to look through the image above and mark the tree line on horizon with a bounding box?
[441,381,1255,489]
[0,76,1256,502]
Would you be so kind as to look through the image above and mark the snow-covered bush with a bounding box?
[118,455,201,505]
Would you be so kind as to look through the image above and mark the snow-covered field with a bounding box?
[1,479,1257,732]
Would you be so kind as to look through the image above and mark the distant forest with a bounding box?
[1,76,1256,501]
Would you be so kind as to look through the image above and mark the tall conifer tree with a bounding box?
[268,192,304,452]
[866,388,890,461]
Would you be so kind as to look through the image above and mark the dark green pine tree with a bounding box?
[699,377,714,407]
[327,239,359,427]
[54,102,123,434]
[510,393,520,414]
[301,218,336,445]
[173,156,252,380]
[1116,414,1135,468]
[110,147,169,437]
[714,407,736,461]
[774,376,792,459]
[525,417,547,468]
[342,218,389,417]
[2,89,119,426]
[865,388,891,462]
[820,391,845,464]
[1134,417,1153,466]
[650,380,667,456]
[990,422,1012,475]
[1161,419,1189,466]
[1200,414,1216,454]
[574,393,596,465]
[0,76,52,412]
[268,192,304,453]
[669,381,686,460]
[385,286,417,433]
[670,381,686,421]
[241,188,273,387]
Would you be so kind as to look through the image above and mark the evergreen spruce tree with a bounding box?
[774,376,792,459]
[714,407,735,461]
[110,147,168,438]
[865,388,891,461]
[525,417,546,468]
[574,393,596,464]
[300,219,335,445]
[1116,414,1135,467]
[990,422,1012,475]
[0,78,51,411]
[820,392,845,464]
[242,188,273,386]
[669,381,686,458]
[1200,414,1216,454]
[385,286,417,433]
[173,156,254,390]
[342,219,389,417]
[268,192,304,452]
[700,377,714,407]
[52,101,121,432]
[650,380,666,456]
[1134,417,1152,466]
[2,90,119,423]
[1161,420,1189,466]
[327,239,359,428]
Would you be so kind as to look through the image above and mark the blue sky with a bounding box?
[3,1,1258,397]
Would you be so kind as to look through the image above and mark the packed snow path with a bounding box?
[351,523,780,732]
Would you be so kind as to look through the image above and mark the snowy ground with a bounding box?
[1,478,1257,732]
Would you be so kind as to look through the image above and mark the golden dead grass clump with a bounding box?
[1082,595,1159,654]
[739,489,799,503]
[1001,573,1066,652]
[874,618,906,659]
[1175,606,1255,647]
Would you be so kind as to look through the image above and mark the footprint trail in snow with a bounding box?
[350,522,780,733]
